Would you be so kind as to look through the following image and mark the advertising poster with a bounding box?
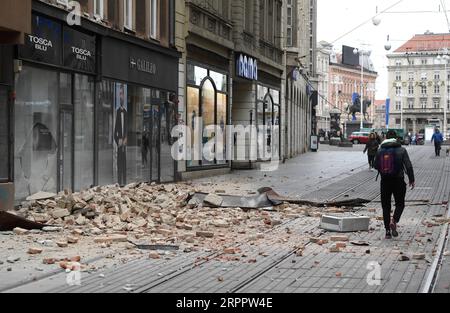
[113,83,128,186]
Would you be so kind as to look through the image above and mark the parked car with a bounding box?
[349,132,370,145]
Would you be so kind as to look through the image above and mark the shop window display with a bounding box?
[186,63,229,168]
[74,74,95,191]
[14,66,58,199]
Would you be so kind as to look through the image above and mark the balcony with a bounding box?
[0,0,31,44]
[187,1,233,44]
[259,40,283,65]
[402,108,444,114]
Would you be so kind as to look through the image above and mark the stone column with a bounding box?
[412,118,417,134]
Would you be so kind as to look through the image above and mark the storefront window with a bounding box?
[202,79,215,165]
[74,74,94,191]
[0,87,9,181]
[59,73,73,191]
[256,84,281,160]
[271,89,280,104]
[161,92,176,182]
[257,85,268,101]
[186,62,229,168]
[217,93,227,164]
[127,85,147,184]
[151,93,160,182]
[15,66,58,200]
[98,81,115,186]
[97,80,175,185]
[210,71,227,92]
[187,87,200,167]
[187,64,208,86]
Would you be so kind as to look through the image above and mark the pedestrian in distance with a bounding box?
[431,128,444,157]
[376,132,382,145]
[363,133,379,171]
[374,130,415,240]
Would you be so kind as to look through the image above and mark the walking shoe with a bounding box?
[390,220,399,238]
[385,231,392,240]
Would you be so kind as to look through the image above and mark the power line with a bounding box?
[440,0,450,31]
[383,10,450,14]
[331,0,406,45]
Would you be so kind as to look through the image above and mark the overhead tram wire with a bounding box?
[331,0,406,45]
[440,0,450,31]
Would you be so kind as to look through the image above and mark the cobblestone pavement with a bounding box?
[4,145,450,293]
[192,145,369,198]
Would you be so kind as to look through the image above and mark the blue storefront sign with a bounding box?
[236,53,258,81]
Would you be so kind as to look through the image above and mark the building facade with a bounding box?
[329,51,378,136]
[1,0,180,206]
[387,33,450,136]
[0,0,32,210]
[285,0,317,158]
[373,99,387,129]
[176,0,286,178]
[1,0,318,206]
[316,41,332,132]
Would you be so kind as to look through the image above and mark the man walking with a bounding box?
[431,128,444,157]
[375,130,415,239]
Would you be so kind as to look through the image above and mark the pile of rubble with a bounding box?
[7,183,323,249]
[16,183,196,234]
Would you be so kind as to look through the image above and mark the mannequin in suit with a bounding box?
[114,84,128,186]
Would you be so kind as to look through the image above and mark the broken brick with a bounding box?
[28,247,43,255]
[224,247,237,254]
[149,252,161,260]
[57,241,69,248]
[196,231,214,238]
[43,258,56,265]
[329,245,340,253]
[70,256,81,262]
[330,236,349,242]
[67,236,79,244]
[13,227,29,235]
[309,237,321,244]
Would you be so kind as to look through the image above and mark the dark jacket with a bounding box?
[364,139,379,156]
[374,139,415,183]
[114,107,128,146]
[431,132,444,144]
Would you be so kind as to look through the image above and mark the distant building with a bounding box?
[328,47,378,134]
[373,100,387,129]
[387,32,450,135]
[316,41,332,131]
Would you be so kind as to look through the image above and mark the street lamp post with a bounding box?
[354,48,369,130]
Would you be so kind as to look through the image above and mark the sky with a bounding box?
[318,0,450,99]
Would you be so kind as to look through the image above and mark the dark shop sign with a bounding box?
[236,53,258,81]
[63,27,96,73]
[130,57,157,75]
[19,14,62,66]
[102,37,178,91]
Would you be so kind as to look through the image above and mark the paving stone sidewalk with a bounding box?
[4,146,449,293]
